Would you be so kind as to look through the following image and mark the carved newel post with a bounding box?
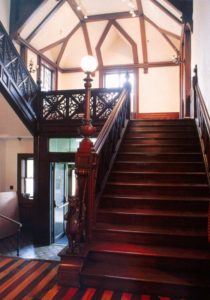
[65,56,98,254]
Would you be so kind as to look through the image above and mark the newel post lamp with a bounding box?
[80,55,98,138]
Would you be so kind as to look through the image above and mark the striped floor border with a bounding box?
[0,256,187,300]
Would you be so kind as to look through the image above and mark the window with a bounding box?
[104,70,135,112]
[40,62,55,91]
[18,155,34,200]
[48,138,96,153]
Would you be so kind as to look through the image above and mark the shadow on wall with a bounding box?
[0,192,20,239]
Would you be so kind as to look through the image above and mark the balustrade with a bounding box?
[192,65,210,243]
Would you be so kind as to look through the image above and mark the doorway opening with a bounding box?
[50,162,75,243]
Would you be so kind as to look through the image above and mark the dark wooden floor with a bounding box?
[0,256,187,300]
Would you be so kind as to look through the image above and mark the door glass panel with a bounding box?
[53,163,65,242]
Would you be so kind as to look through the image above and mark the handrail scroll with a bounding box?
[65,84,131,254]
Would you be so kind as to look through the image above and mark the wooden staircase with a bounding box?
[81,119,210,299]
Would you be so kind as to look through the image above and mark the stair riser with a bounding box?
[125,132,198,138]
[120,145,201,152]
[80,273,210,299]
[113,163,205,172]
[117,153,203,162]
[105,184,209,197]
[129,120,195,126]
[100,198,209,212]
[93,230,208,249]
[109,173,207,184]
[97,213,207,229]
[88,252,210,274]
[123,139,200,146]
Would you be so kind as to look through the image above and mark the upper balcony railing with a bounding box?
[39,88,122,122]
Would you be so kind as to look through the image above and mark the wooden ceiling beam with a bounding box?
[56,23,81,65]
[61,61,178,73]
[161,32,179,53]
[26,0,66,42]
[144,16,181,40]
[113,20,139,64]
[86,11,138,22]
[81,23,92,55]
[139,16,148,73]
[150,0,182,25]
[39,38,66,53]
[136,0,143,15]
[16,37,62,71]
[67,0,84,21]
[96,21,113,67]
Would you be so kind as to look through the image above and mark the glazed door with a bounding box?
[51,162,67,242]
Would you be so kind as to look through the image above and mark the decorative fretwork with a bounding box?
[0,22,37,125]
[40,88,122,121]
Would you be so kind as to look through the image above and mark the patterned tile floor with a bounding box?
[0,231,67,260]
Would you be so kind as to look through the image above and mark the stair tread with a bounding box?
[95,223,207,237]
[89,241,210,260]
[111,171,206,175]
[98,208,208,218]
[107,182,209,187]
[82,262,210,287]
[115,161,203,164]
[118,151,201,155]
[102,194,210,202]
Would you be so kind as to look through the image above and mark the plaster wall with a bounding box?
[0,139,33,192]
[192,0,210,112]
[0,0,10,32]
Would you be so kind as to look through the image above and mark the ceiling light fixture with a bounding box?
[122,0,136,18]
[76,0,88,19]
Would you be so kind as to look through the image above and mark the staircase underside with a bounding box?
[59,119,210,299]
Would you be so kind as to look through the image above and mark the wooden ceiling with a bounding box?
[11,0,185,72]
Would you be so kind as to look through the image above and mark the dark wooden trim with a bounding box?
[96,20,138,67]
[17,37,61,71]
[136,0,143,15]
[150,0,182,25]
[113,20,138,64]
[82,23,92,55]
[10,0,48,37]
[26,0,66,42]
[139,16,148,73]
[39,38,65,53]
[161,32,179,53]
[135,68,139,118]
[56,23,81,65]
[61,61,178,73]
[20,44,27,64]
[145,16,181,40]
[86,11,138,22]
[96,21,113,67]
[137,112,179,119]
[67,0,84,21]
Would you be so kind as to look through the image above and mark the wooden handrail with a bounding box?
[94,89,128,154]
[65,84,130,253]
[0,213,22,256]
[192,66,210,244]
[0,213,22,227]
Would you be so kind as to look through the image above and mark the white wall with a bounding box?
[139,67,180,113]
[58,71,100,90]
[0,139,33,192]
[192,0,210,112]
[0,0,10,32]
